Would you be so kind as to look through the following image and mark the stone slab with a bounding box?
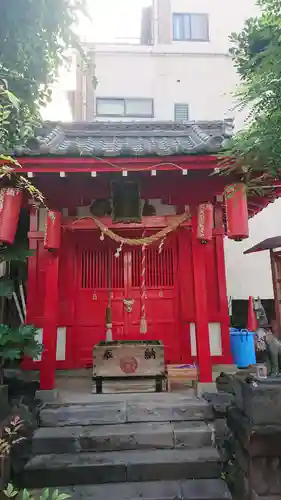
[29,479,231,500]
[174,422,214,449]
[80,422,174,452]
[23,451,127,488]
[126,398,213,422]
[33,422,174,454]
[32,426,84,455]
[40,402,126,426]
[33,421,215,455]
[73,481,182,500]
[23,447,221,488]
[125,447,221,482]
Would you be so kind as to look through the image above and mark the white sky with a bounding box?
[80,0,152,43]
[42,0,150,121]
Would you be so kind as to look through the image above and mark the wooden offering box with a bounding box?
[93,340,165,393]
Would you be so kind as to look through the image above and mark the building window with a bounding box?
[96,98,154,117]
[173,13,209,41]
[174,103,189,122]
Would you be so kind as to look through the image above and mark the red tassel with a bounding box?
[225,183,249,241]
[0,188,22,244]
[196,203,214,243]
[44,210,62,250]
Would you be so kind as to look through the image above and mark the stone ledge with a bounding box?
[227,406,281,457]
[233,378,281,426]
[22,447,221,488]
[32,421,214,455]
[29,479,232,500]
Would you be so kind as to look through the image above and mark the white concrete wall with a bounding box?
[92,0,258,127]
[225,199,281,300]
[94,50,245,127]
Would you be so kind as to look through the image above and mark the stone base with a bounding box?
[196,382,217,397]
[35,389,59,403]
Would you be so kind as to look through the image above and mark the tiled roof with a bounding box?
[8,120,234,157]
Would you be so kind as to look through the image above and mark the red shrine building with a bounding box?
[1,120,275,390]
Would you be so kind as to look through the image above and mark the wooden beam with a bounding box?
[7,154,219,172]
[64,215,192,231]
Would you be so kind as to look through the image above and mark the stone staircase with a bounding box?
[21,393,231,499]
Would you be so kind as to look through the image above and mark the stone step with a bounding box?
[30,479,232,500]
[40,398,213,427]
[32,421,214,455]
[22,447,221,488]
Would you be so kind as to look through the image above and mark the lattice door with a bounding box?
[74,237,127,366]
[74,234,179,366]
[129,242,179,363]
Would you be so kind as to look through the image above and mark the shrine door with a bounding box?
[74,233,179,367]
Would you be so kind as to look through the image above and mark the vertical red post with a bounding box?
[192,218,212,382]
[26,208,38,323]
[215,234,232,362]
[40,251,59,390]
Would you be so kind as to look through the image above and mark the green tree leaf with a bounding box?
[0,278,14,298]
[225,0,281,184]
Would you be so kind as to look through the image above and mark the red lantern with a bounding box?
[44,210,62,250]
[0,188,22,244]
[196,203,214,243]
[225,183,249,241]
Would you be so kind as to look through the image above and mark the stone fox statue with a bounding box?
[254,298,281,376]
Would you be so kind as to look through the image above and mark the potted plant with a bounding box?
[0,324,42,421]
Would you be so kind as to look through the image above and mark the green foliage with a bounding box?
[0,324,42,384]
[0,245,34,264]
[0,0,86,149]
[0,416,24,457]
[0,278,14,299]
[225,0,281,182]
[4,484,71,500]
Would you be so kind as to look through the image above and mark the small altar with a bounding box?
[92,340,165,394]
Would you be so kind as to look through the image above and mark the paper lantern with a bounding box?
[0,188,22,244]
[44,210,62,250]
[196,203,214,243]
[225,183,249,241]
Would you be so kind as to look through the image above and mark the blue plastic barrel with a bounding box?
[230,328,256,368]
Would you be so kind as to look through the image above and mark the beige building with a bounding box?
[69,0,258,128]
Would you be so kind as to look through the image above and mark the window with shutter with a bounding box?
[174,103,189,122]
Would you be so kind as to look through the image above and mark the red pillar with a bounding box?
[192,219,212,382]
[26,208,38,323]
[40,252,59,390]
[214,204,231,362]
